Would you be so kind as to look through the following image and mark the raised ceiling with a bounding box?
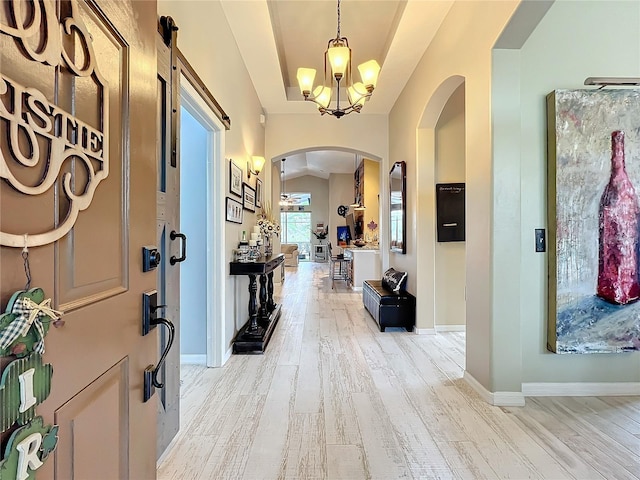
[221,1,454,178]
[221,0,454,116]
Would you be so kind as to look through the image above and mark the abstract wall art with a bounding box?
[547,89,640,353]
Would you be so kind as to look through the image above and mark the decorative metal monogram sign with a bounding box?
[0,0,109,247]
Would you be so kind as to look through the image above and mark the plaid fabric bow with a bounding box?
[0,297,62,354]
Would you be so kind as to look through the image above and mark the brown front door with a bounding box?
[0,1,158,479]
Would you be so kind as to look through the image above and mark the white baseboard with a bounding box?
[522,382,640,397]
[435,325,466,332]
[463,371,525,406]
[223,347,233,365]
[413,327,436,335]
[181,354,206,365]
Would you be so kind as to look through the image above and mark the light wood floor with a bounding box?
[158,262,640,480]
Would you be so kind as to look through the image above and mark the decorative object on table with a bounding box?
[255,178,263,208]
[547,88,640,354]
[337,205,348,217]
[295,0,381,118]
[225,197,243,224]
[229,159,242,197]
[242,183,256,212]
[353,239,366,247]
[257,202,281,257]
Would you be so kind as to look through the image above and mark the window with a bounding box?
[281,211,312,260]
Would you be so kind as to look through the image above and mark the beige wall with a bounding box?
[389,1,518,389]
[435,84,466,328]
[158,0,267,351]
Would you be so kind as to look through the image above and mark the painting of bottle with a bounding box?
[597,130,640,304]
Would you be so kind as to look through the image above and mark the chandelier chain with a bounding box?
[336,0,341,39]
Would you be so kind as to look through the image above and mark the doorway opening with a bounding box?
[179,76,226,368]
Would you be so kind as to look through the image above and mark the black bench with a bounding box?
[363,269,415,332]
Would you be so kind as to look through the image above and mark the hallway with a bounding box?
[158,262,640,480]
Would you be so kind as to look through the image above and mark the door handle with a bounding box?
[169,230,187,265]
[143,316,175,402]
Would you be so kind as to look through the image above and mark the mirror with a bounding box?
[389,161,406,254]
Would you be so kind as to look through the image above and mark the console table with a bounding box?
[229,253,284,353]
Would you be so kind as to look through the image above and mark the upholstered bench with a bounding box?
[363,268,415,332]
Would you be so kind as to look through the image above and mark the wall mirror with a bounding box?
[389,161,406,254]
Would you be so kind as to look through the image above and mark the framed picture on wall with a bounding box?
[243,183,256,212]
[255,178,263,209]
[226,197,243,224]
[229,159,242,197]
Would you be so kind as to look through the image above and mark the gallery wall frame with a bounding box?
[226,197,243,224]
[229,159,242,197]
[255,178,263,209]
[242,183,256,212]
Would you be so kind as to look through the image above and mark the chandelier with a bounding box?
[296,0,381,119]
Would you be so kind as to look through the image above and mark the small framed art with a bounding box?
[229,159,242,197]
[243,183,256,212]
[226,197,243,224]
[255,178,263,209]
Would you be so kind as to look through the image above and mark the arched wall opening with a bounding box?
[415,75,466,337]
[268,147,385,276]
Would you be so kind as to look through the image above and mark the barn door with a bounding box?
[0,1,158,479]
[155,17,181,458]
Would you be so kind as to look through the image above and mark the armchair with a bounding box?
[281,243,299,267]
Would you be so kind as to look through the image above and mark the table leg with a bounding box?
[258,274,267,320]
[245,274,264,337]
[267,271,276,312]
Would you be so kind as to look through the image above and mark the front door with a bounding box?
[0,1,158,478]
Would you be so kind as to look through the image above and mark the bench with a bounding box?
[363,268,415,332]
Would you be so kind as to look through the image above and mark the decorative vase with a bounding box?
[264,236,273,257]
[597,130,640,305]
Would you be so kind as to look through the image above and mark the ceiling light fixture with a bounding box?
[296,0,381,119]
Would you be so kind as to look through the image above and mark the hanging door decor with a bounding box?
[0,0,109,248]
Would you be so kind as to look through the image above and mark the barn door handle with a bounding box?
[170,231,187,264]
[143,317,175,402]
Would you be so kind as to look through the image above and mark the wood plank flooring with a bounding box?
[157,262,640,480]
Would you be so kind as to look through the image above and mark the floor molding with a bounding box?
[435,324,466,332]
[413,327,436,335]
[463,371,525,407]
[180,354,206,365]
[522,382,640,397]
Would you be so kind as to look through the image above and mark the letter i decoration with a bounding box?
[597,130,640,304]
[0,240,64,478]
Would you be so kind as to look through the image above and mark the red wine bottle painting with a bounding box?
[597,130,640,305]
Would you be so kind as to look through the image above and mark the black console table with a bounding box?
[229,253,284,353]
